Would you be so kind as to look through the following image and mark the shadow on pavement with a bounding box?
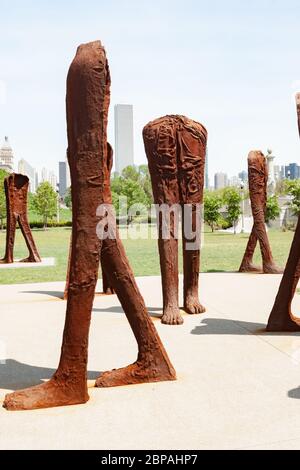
[0,359,100,391]
[21,290,64,299]
[288,387,300,399]
[191,318,300,336]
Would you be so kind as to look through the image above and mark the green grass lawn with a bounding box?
[0,226,294,284]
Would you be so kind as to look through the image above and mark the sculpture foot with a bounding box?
[184,296,206,315]
[3,377,89,411]
[266,314,300,332]
[20,256,41,263]
[102,287,115,295]
[263,264,284,274]
[239,262,262,273]
[0,258,12,264]
[95,359,176,388]
[161,306,183,325]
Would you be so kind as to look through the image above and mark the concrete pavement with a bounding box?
[1,273,300,449]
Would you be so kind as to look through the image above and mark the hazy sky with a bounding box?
[1,0,300,182]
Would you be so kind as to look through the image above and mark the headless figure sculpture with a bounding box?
[143,115,207,325]
[239,151,282,274]
[64,236,114,300]
[0,173,41,264]
[267,94,300,331]
[3,41,175,411]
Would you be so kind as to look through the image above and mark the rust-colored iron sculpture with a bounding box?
[267,94,300,331]
[3,41,175,410]
[63,240,114,300]
[143,115,207,325]
[239,151,282,274]
[0,173,41,264]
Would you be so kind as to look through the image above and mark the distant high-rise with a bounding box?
[49,171,57,192]
[0,136,14,172]
[285,163,300,180]
[18,159,35,192]
[114,104,134,173]
[214,172,228,190]
[41,167,48,182]
[228,175,240,187]
[274,165,285,181]
[59,161,67,197]
[35,171,39,191]
[238,170,248,184]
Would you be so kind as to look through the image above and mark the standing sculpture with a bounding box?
[267,94,300,331]
[239,151,282,274]
[143,115,207,325]
[63,240,114,300]
[3,41,175,411]
[0,173,41,264]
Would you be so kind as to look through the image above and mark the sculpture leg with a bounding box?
[255,218,283,274]
[0,214,17,264]
[101,254,114,294]
[239,226,261,272]
[18,214,41,262]
[158,212,182,325]
[3,40,108,410]
[182,203,205,314]
[267,217,300,331]
[96,234,176,387]
[143,122,182,325]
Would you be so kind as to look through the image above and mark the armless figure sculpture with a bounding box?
[3,41,175,410]
[0,173,41,264]
[143,115,207,325]
[239,151,282,274]
[267,94,300,331]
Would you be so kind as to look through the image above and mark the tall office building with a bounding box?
[0,136,14,172]
[214,172,228,190]
[59,161,67,197]
[35,171,39,191]
[285,163,300,180]
[114,104,134,173]
[49,171,57,192]
[238,170,248,183]
[41,167,48,182]
[18,159,36,192]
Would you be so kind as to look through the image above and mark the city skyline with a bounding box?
[1,1,300,182]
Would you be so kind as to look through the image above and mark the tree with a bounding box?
[32,181,57,229]
[0,169,8,230]
[64,186,72,209]
[222,187,242,234]
[204,192,223,232]
[121,165,139,182]
[111,165,152,222]
[265,195,280,224]
[284,179,300,216]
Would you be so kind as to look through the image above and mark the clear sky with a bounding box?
[1,0,300,182]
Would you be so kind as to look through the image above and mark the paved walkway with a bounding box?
[1,273,300,449]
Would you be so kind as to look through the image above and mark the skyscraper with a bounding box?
[18,159,36,192]
[49,171,57,191]
[114,104,134,173]
[0,136,14,172]
[238,170,248,183]
[285,163,300,180]
[59,161,67,197]
[214,172,228,190]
